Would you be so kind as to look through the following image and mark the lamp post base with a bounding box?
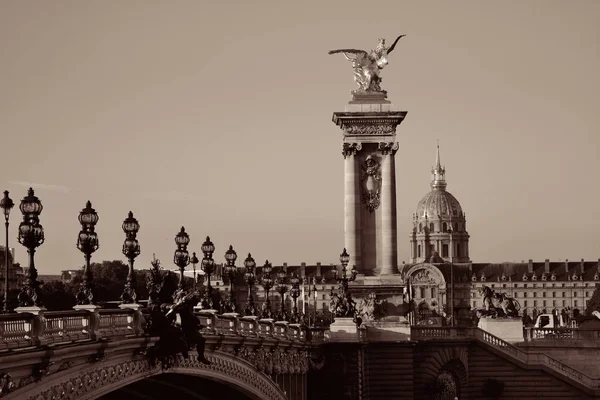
[14,306,46,316]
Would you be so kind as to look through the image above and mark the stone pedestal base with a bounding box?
[364,319,411,341]
[73,304,101,311]
[118,303,142,311]
[329,317,358,342]
[194,305,217,313]
[14,306,46,315]
[478,318,524,344]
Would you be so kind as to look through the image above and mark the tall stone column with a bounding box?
[333,95,406,276]
[379,142,399,275]
[343,142,362,269]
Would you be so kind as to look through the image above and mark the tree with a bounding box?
[40,280,75,311]
[585,284,600,316]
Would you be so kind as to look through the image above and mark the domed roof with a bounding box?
[416,189,463,219]
[415,143,464,220]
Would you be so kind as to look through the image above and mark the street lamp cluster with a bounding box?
[0,187,360,327]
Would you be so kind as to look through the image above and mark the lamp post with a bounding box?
[200,236,215,309]
[173,226,190,303]
[223,245,238,313]
[448,224,455,327]
[243,253,256,316]
[0,191,14,313]
[120,211,141,304]
[260,260,274,319]
[331,248,358,318]
[75,201,99,306]
[16,188,45,309]
[275,267,289,321]
[289,273,301,323]
[190,252,199,291]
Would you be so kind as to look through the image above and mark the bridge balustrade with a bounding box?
[523,327,600,342]
[1,308,312,352]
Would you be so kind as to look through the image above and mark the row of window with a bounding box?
[475,282,594,289]
[417,243,463,258]
[470,291,592,298]
[471,299,582,309]
[418,222,462,233]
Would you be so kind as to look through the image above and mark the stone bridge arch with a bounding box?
[415,345,469,400]
[5,351,288,400]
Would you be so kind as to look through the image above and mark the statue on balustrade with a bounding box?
[356,292,386,322]
[146,291,211,369]
[329,288,360,324]
[477,285,521,318]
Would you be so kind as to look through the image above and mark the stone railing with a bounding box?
[1,308,312,354]
[1,307,145,351]
[475,328,600,391]
[194,312,307,342]
[523,327,600,342]
[411,326,600,391]
[410,326,473,340]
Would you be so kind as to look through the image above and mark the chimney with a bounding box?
[564,259,569,276]
[544,259,550,274]
[597,259,600,274]
[316,262,322,277]
[527,259,533,274]
[300,262,306,278]
[580,259,585,275]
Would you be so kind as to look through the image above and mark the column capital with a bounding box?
[378,142,399,156]
[342,142,363,159]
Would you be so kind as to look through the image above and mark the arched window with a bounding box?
[457,243,461,257]
[430,222,434,232]
[442,222,448,232]
[454,222,458,232]
[418,245,421,258]
[419,223,422,232]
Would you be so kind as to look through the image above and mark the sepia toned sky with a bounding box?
[1,0,599,274]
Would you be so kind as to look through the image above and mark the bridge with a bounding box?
[1,308,600,400]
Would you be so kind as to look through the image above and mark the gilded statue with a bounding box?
[328,35,406,94]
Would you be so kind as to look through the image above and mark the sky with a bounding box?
[1,1,599,274]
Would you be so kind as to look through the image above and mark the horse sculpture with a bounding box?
[478,285,520,318]
[146,292,211,369]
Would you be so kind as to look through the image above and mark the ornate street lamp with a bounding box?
[121,211,141,304]
[289,273,301,323]
[75,201,99,306]
[0,191,14,313]
[190,252,199,290]
[173,226,190,303]
[275,267,289,321]
[16,188,45,308]
[260,260,274,319]
[243,253,256,316]
[200,236,215,309]
[223,245,238,313]
[331,248,358,318]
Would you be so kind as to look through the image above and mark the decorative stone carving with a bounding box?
[20,353,288,400]
[342,123,397,136]
[341,142,362,158]
[378,142,399,155]
[412,269,437,285]
[360,155,381,212]
[0,373,15,398]
[57,361,74,372]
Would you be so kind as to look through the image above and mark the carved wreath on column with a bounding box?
[361,155,381,212]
